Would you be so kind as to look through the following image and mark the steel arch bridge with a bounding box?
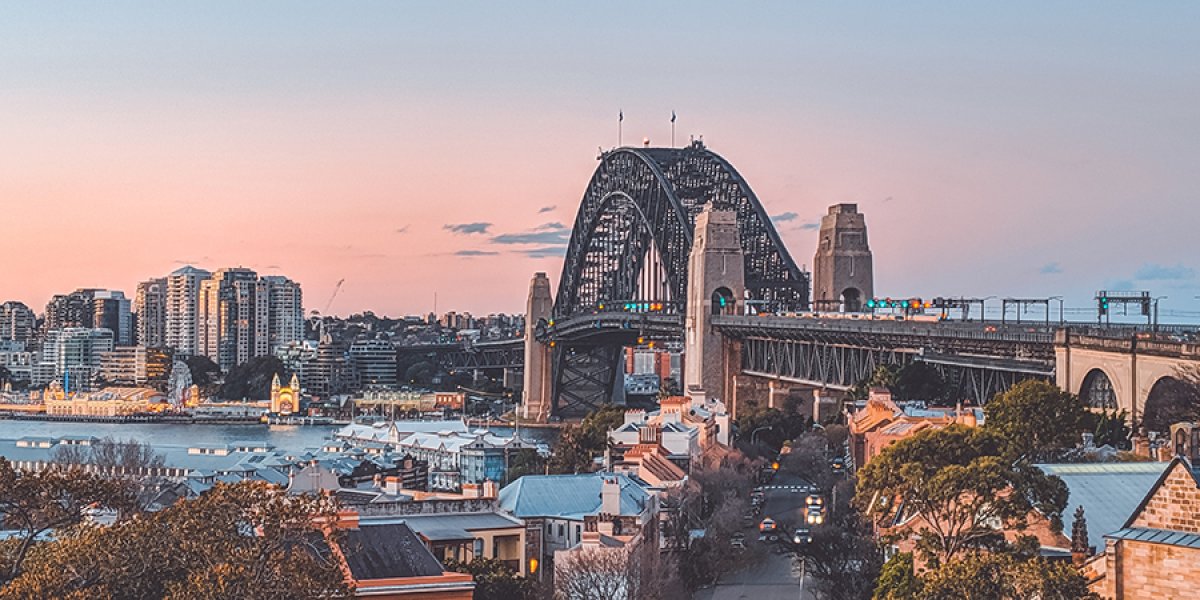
[543,141,809,417]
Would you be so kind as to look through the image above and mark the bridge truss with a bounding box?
[545,141,808,417]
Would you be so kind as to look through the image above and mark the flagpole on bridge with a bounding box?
[619,109,624,147]
[671,110,676,147]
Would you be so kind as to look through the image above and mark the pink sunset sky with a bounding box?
[2,3,1198,319]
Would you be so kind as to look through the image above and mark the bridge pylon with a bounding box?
[684,207,745,405]
[521,272,554,422]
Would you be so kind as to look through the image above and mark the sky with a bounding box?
[1,2,1198,320]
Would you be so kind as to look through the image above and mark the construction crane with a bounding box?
[324,279,345,315]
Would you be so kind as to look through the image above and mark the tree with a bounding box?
[893,362,948,403]
[852,365,900,399]
[444,557,536,600]
[548,406,626,474]
[1071,505,1090,560]
[795,512,882,600]
[2,481,350,599]
[920,553,1096,600]
[1142,365,1200,433]
[1086,409,1131,449]
[984,380,1089,461]
[873,552,922,600]
[219,356,290,400]
[734,407,810,455]
[855,426,1068,565]
[0,459,134,586]
[554,540,681,600]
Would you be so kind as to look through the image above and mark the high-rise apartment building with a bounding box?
[92,290,132,346]
[135,278,167,348]
[349,338,398,388]
[100,346,171,388]
[0,301,36,343]
[44,290,96,331]
[40,328,114,392]
[44,290,132,346]
[262,276,303,353]
[165,266,210,356]
[199,268,260,371]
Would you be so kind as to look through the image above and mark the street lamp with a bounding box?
[750,425,774,447]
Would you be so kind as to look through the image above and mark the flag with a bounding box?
[671,111,676,123]
[619,110,623,122]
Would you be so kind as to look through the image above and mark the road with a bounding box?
[693,469,817,600]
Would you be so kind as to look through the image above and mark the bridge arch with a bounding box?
[1143,375,1198,434]
[543,142,809,417]
[1079,368,1119,410]
[554,141,808,319]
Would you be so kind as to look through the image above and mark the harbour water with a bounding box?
[0,419,558,454]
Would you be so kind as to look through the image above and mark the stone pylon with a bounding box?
[812,203,873,312]
[521,272,554,422]
[684,207,745,404]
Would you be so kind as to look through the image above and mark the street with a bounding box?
[693,468,818,600]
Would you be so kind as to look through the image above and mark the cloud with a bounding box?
[444,222,492,235]
[454,250,499,257]
[799,222,820,231]
[395,225,410,234]
[771,212,798,223]
[537,205,557,214]
[491,222,571,246]
[518,246,568,258]
[1039,262,1062,275]
[1134,263,1195,281]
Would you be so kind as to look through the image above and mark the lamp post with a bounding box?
[750,425,774,448]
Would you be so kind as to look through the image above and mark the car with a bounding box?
[831,457,846,473]
[806,494,824,508]
[759,517,778,533]
[730,533,746,550]
[792,528,813,545]
[805,505,826,525]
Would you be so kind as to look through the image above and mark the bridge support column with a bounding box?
[684,207,744,405]
[522,272,553,422]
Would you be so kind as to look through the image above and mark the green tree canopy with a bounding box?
[855,425,1068,564]
[1,481,350,599]
[920,553,1096,600]
[548,406,626,474]
[984,380,1089,461]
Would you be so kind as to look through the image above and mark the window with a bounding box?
[474,538,484,557]
[546,522,552,535]
[558,524,564,538]
[575,525,581,541]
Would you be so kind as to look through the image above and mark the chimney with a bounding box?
[383,475,401,495]
[463,482,482,498]
[600,477,621,516]
[482,479,498,499]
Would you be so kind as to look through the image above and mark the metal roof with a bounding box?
[1107,526,1200,550]
[363,512,523,533]
[498,472,650,520]
[1037,462,1168,550]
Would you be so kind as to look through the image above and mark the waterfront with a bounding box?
[0,419,558,454]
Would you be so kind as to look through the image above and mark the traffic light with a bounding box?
[866,299,877,309]
[1099,295,1109,315]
